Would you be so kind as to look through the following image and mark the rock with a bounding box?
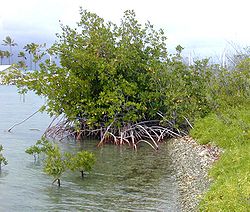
[167,136,222,212]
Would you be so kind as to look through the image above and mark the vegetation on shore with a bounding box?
[191,105,250,211]
[189,57,250,211]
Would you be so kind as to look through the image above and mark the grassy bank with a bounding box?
[191,105,250,211]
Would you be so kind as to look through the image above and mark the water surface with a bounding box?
[0,85,180,211]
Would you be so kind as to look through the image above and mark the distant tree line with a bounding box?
[0,36,47,70]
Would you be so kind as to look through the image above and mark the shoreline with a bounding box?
[167,136,222,211]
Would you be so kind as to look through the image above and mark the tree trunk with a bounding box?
[57,178,61,187]
[80,171,84,178]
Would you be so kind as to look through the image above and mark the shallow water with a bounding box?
[0,85,180,211]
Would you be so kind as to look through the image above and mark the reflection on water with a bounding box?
[0,85,180,211]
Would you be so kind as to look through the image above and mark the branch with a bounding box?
[7,109,41,132]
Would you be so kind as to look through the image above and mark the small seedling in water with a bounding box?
[26,137,96,187]
[0,145,8,170]
[25,145,42,161]
[25,137,54,161]
[43,145,66,187]
[68,151,96,178]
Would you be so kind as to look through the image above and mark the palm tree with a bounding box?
[4,51,11,64]
[18,51,27,71]
[18,51,27,60]
[24,43,39,70]
[24,43,46,70]
[17,60,27,69]
[2,36,17,64]
[0,50,4,64]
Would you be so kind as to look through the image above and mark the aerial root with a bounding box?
[95,121,184,150]
[7,109,41,132]
[43,119,184,150]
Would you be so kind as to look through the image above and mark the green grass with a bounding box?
[190,105,250,211]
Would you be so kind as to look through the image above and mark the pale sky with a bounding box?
[1,0,250,57]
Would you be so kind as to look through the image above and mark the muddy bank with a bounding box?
[167,136,222,212]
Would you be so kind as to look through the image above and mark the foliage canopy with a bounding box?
[20,9,169,128]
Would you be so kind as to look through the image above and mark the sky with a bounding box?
[1,0,250,59]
